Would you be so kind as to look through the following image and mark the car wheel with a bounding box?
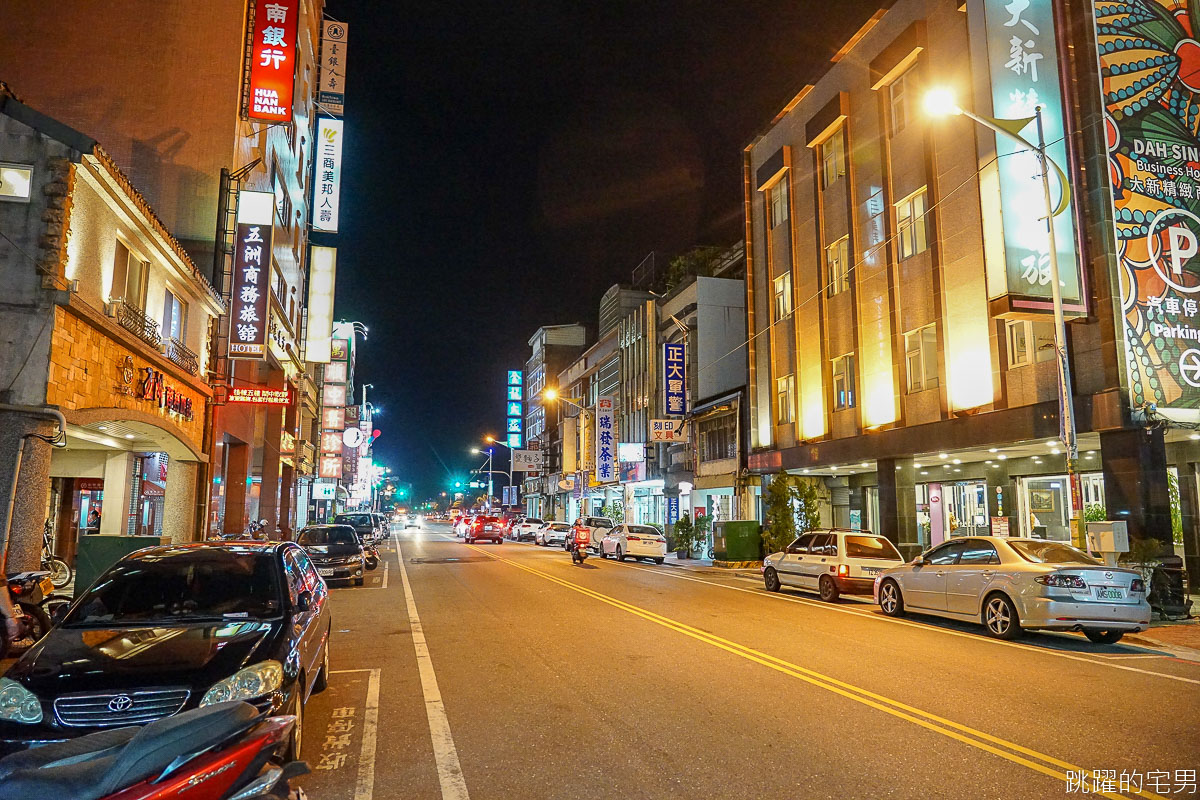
[879,579,905,617]
[1084,629,1125,645]
[763,567,781,592]
[982,593,1022,640]
[287,686,304,761]
[314,632,331,693]
[616,546,625,562]
[354,575,365,586]
[654,557,664,565]
[818,575,840,603]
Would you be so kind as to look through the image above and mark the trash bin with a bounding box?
[74,535,168,597]
[714,521,761,562]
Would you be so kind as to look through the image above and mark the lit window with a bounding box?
[826,236,850,296]
[773,273,793,320]
[821,131,845,189]
[1006,320,1031,368]
[110,240,148,308]
[162,288,187,342]
[832,354,857,410]
[776,374,795,424]
[896,187,928,259]
[889,65,916,136]
[904,325,939,393]
[768,181,789,229]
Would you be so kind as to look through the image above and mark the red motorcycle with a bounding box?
[0,701,307,800]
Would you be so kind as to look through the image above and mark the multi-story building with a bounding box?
[551,328,619,522]
[0,93,224,568]
[522,324,588,518]
[0,0,330,540]
[743,0,1199,579]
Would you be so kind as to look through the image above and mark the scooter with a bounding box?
[0,700,307,800]
[0,572,54,659]
[571,533,590,564]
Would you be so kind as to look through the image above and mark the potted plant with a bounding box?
[673,513,697,559]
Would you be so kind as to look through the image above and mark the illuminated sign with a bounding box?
[318,20,348,116]
[313,118,344,232]
[324,361,347,383]
[322,407,345,430]
[331,338,349,361]
[0,163,33,202]
[312,482,337,500]
[342,427,364,448]
[322,383,347,407]
[507,370,523,386]
[245,0,299,122]
[320,431,343,454]
[319,455,342,479]
[137,367,194,421]
[506,418,522,433]
[228,386,291,405]
[512,450,544,471]
[977,0,1083,313]
[617,442,645,463]
[280,431,295,454]
[507,386,521,401]
[507,433,521,449]
[650,419,688,443]
[663,342,687,415]
[306,246,337,362]
[229,191,274,359]
[505,369,524,448]
[1093,0,1200,419]
[594,395,617,484]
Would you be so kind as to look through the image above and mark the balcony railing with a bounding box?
[164,337,199,376]
[111,299,161,349]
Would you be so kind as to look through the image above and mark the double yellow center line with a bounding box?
[464,544,1164,800]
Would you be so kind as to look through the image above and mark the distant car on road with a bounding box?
[872,536,1151,643]
[570,516,615,552]
[404,513,420,529]
[466,516,504,544]
[298,524,368,586]
[535,522,571,547]
[600,524,666,564]
[763,529,904,602]
[510,517,543,541]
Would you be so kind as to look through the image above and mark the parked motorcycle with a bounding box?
[0,572,54,659]
[364,541,380,571]
[0,700,307,800]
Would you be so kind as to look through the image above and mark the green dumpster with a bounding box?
[714,521,761,562]
[74,535,168,598]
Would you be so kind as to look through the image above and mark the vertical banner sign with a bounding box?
[230,191,274,359]
[318,20,348,115]
[978,0,1083,313]
[246,0,299,122]
[666,496,680,527]
[506,370,523,448]
[663,342,687,415]
[306,246,336,363]
[1094,0,1200,420]
[595,395,617,484]
[313,118,344,233]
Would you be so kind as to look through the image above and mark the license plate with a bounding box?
[318,568,334,577]
[39,577,55,595]
[1093,586,1125,601]
[861,567,881,576]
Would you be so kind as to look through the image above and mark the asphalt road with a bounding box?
[297,522,1200,800]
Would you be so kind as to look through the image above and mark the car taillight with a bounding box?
[627,535,641,541]
[1035,573,1087,589]
[1130,578,1146,593]
[837,564,849,577]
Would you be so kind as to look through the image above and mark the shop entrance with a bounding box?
[946,480,989,538]
[1018,475,1073,541]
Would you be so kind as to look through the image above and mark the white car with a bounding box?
[510,517,544,541]
[763,529,905,602]
[535,522,572,547]
[873,536,1151,643]
[600,524,666,564]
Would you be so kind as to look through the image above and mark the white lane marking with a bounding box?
[380,561,389,590]
[607,559,1200,685]
[397,540,471,800]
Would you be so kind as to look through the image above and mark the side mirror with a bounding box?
[914,556,929,566]
[295,590,313,612]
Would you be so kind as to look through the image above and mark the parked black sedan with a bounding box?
[0,542,330,759]
[297,524,367,586]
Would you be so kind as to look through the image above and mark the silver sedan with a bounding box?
[873,536,1150,643]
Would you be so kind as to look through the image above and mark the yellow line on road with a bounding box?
[464,544,1164,800]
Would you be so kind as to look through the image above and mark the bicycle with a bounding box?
[42,521,72,589]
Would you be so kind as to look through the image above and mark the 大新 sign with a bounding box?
[230,191,274,359]
[313,118,344,233]
[650,419,688,442]
[318,20,348,116]
[594,395,616,484]
[1093,0,1200,420]
[228,387,291,405]
[246,0,299,123]
[663,342,687,415]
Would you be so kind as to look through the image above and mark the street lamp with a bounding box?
[925,87,1080,529]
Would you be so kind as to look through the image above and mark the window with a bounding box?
[904,325,939,393]
[773,272,793,320]
[768,180,789,229]
[826,236,850,296]
[776,374,795,424]
[787,534,813,554]
[698,414,737,462]
[110,240,147,307]
[925,540,965,565]
[896,188,928,259]
[162,288,187,342]
[1006,319,1031,367]
[889,65,916,136]
[821,131,846,188]
[958,540,1001,566]
[832,354,856,410]
[273,167,291,228]
[844,535,903,561]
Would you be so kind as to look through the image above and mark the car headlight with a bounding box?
[0,678,42,724]
[201,660,284,706]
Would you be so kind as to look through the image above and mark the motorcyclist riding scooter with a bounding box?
[570,525,590,564]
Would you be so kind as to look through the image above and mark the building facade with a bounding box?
[744,0,1199,579]
[522,324,588,518]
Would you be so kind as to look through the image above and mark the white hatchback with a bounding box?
[600,524,667,564]
[535,522,572,547]
[763,529,905,602]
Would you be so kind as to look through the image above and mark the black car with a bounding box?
[298,524,367,586]
[0,542,330,759]
[333,512,378,545]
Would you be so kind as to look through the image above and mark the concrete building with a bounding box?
[0,0,329,539]
[521,324,588,518]
[743,0,1199,583]
[0,93,223,569]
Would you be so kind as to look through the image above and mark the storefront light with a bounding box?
[938,453,948,459]
[952,459,961,465]
[997,455,1007,461]
[988,448,998,453]
[1190,434,1200,441]
[860,462,869,467]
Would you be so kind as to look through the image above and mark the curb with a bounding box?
[713,560,763,570]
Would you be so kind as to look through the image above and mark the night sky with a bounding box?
[324,1,867,499]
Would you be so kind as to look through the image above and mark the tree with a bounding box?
[664,246,725,291]
[601,500,625,525]
[761,473,821,555]
[672,512,701,557]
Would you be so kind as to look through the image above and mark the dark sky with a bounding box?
[324,1,868,500]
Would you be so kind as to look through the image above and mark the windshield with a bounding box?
[1008,539,1101,565]
[548,523,571,531]
[629,525,660,535]
[298,526,360,546]
[335,514,374,527]
[63,548,283,626]
[844,535,903,560]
